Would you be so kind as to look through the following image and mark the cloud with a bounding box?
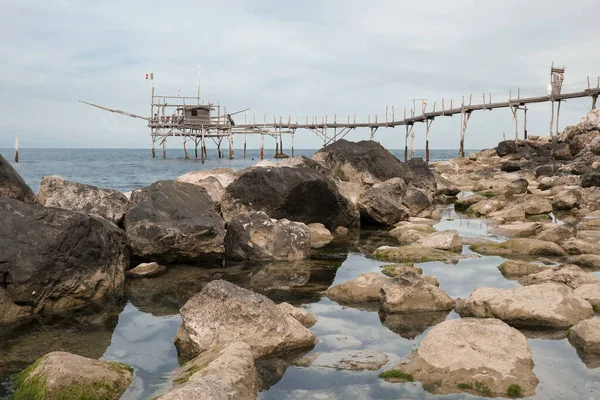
[0,0,598,150]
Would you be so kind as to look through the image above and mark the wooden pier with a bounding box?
[81,65,599,162]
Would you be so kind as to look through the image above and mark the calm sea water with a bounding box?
[0,148,471,193]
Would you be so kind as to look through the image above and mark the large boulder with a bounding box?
[160,342,257,400]
[496,140,517,157]
[505,178,529,195]
[0,198,129,324]
[581,166,600,188]
[277,302,317,328]
[37,175,130,224]
[417,230,462,253]
[175,280,318,359]
[0,153,35,203]
[396,318,537,397]
[561,237,600,255]
[523,196,553,216]
[518,264,598,289]
[493,222,544,238]
[357,178,410,226]
[433,172,460,197]
[401,186,434,217]
[225,211,310,262]
[455,283,594,329]
[312,139,410,185]
[405,158,437,192]
[12,351,133,400]
[568,319,600,355]
[379,272,454,313]
[470,238,566,256]
[177,167,238,188]
[124,180,226,264]
[552,188,583,210]
[325,273,388,305]
[535,224,574,244]
[220,166,358,230]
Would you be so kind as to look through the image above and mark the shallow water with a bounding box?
[1,204,600,399]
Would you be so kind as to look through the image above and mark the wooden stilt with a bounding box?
[511,106,518,141]
[260,133,264,159]
[217,138,222,159]
[201,130,205,164]
[162,138,167,159]
[279,130,283,156]
[183,137,189,159]
[425,119,432,162]
[194,139,198,158]
[243,134,247,158]
[593,95,598,110]
[524,107,528,139]
[229,132,234,159]
[151,138,156,158]
[14,135,19,163]
[556,100,562,136]
[275,139,279,156]
[550,100,555,138]
[291,132,295,157]
[410,129,415,160]
[404,127,409,162]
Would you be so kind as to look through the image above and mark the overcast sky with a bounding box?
[1,0,599,150]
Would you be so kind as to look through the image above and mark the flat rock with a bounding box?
[535,224,575,244]
[574,283,600,309]
[374,245,462,264]
[381,264,423,277]
[493,222,544,238]
[389,228,427,245]
[454,194,487,210]
[417,230,462,253]
[518,264,598,289]
[455,283,594,329]
[505,178,529,195]
[561,237,600,255]
[523,196,553,215]
[37,175,130,224]
[379,272,454,313]
[126,262,167,279]
[398,318,538,397]
[325,273,388,305]
[296,350,389,371]
[175,280,317,359]
[497,260,551,278]
[177,167,238,188]
[552,188,583,210]
[0,153,36,203]
[470,238,566,256]
[277,302,317,328]
[565,254,600,269]
[467,199,505,216]
[568,319,600,355]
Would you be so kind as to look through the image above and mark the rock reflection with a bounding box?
[378,310,450,339]
[575,349,600,369]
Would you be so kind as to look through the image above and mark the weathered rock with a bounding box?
[523,196,553,215]
[497,140,518,157]
[401,185,434,217]
[175,280,317,359]
[177,167,238,188]
[568,319,600,355]
[535,224,574,244]
[405,158,437,192]
[505,178,529,195]
[37,175,130,224]
[455,283,594,328]
[277,302,317,328]
[379,272,454,313]
[494,222,544,238]
[124,180,226,264]
[566,254,600,269]
[454,194,487,210]
[381,264,423,277]
[126,262,167,279]
[417,229,462,253]
[518,264,598,289]
[12,351,133,400]
[225,211,310,262]
[397,318,538,398]
[161,342,257,400]
[497,260,551,278]
[312,139,410,185]
[501,160,521,172]
[221,166,359,230]
[389,228,426,245]
[392,221,436,233]
[325,273,388,305]
[582,166,600,188]
[561,237,600,255]
[467,199,505,216]
[470,238,566,256]
[552,188,583,210]
[0,153,35,203]
[374,245,462,264]
[433,172,460,197]
[574,283,600,309]
[0,198,129,324]
[296,350,389,371]
[488,205,526,222]
[423,275,440,286]
[189,176,226,203]
[357,178,410,225]
[307,223,333,248]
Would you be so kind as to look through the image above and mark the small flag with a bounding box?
[145,73,154,80]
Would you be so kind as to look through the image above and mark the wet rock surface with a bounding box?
[379,272,454,313]
[568,319,600,355]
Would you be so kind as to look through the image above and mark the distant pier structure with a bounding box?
[81,64,599,163]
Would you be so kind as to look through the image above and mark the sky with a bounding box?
[0,0,599,151]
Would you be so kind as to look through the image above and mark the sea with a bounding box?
[0,148,469,193]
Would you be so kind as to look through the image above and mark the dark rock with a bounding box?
[357,178,410,226]
[402,186,433,216]
[124,180,226,264]
[0,198,129,324]
[0,154,36,203]
[570,163,592,176]
[505,178,529,195]
[501,161,521,172]
[496,140,517,157]
[535,164,557,177]
[221,166,359,230]
[406,158,437,192]
[582,167,600,188]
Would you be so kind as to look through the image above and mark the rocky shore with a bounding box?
[1,109,599,399]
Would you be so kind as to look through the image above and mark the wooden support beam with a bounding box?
[194,139,198,158]
[593,95,598,110]
[162,138,167,159]
[550,100,555,138]
[14,135,19,163]
[556,100,562,136]
[291,131,295,157]
[510,105,519,141]
[201,130,205,164]
[524,107,528,139]
[151,138,156,158]
[260,132,264,159]
[183,136,189,159]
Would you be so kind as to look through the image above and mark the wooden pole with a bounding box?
[229,131,234,159]
[511,106,518,141]
[194,139,198,158]
[201,130,205,164]
[14,135,19,163]
[425,120,431,162]
[291,131,295,157]
[459,110,465,158]
[524,107,528,139]
[162,138,167,159]
[151,138,156,158]
[244,112,247,158]
[556,100,562,136]
[550,100,555,138]
[260,132,264,159]
[410,128,415,160]
[593,95,598,110]
[183,137,189,159]
[244,135,247,158]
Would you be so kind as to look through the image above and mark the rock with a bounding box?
[374,245,462,264]
[488,205,526,222]
[307,223,333,248]
[12,351,133,400]
[379,272,454,313]
[190,176,225,203]
[397,318,537,397]
[400,185,434,217]
[535,224,574,244]
[175,280,317,359]
[124,180,225,264]
[454,194,487,210]
[389,228,427,245]
[221,166,359,230]
[455,283,594,329]
[523,196,552,215]
[392,221,436,233]
[497,140,517,157]
[422,276,440,286]
[405,158,437,192]
[494,222,544,238]
[357,178,410,225]
[582,166,600,188]
[379,310,449,339]
[467,199,506,216]
[312,139,410,185]
[0,198,129,324]
[568,319,600,355]
[552,188,583,210]
[501,161,521,172]
[325,273,388,305]
[519,264,598,289]
[126,262,167,279]
[497,260,551,278]
[0,153,36,203]
[177,167,238,188]
[277,302,317,328]
[551,143,573,160]
[417,230,462,253]
[296,350,389,371]
[505,178,529,195]
[381,264,423,277]
[335,226,349,236]
[574,283,600,309]
[470,238,566,257]
[161,342,257,400]
[566,254,600,268]
[37,175,131,224]
[536,164,557,177]
[433,172,460,197]
[225,211,310,262]
[561,237,600,255]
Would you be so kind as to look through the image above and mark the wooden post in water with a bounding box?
[162,138,167,159]
[229,131,234,159]
[550,100,555,138]
[555,100,562,136]
[291,131,295,157]
[194,138,198,158]
[151,138,156,158]
[523,107,528,139]
[14,135,19,163]
[510,105,518,141]
[410,128,415,160]
[183,137,189,159]
[260,133,264,159]
[201,130,205,164]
